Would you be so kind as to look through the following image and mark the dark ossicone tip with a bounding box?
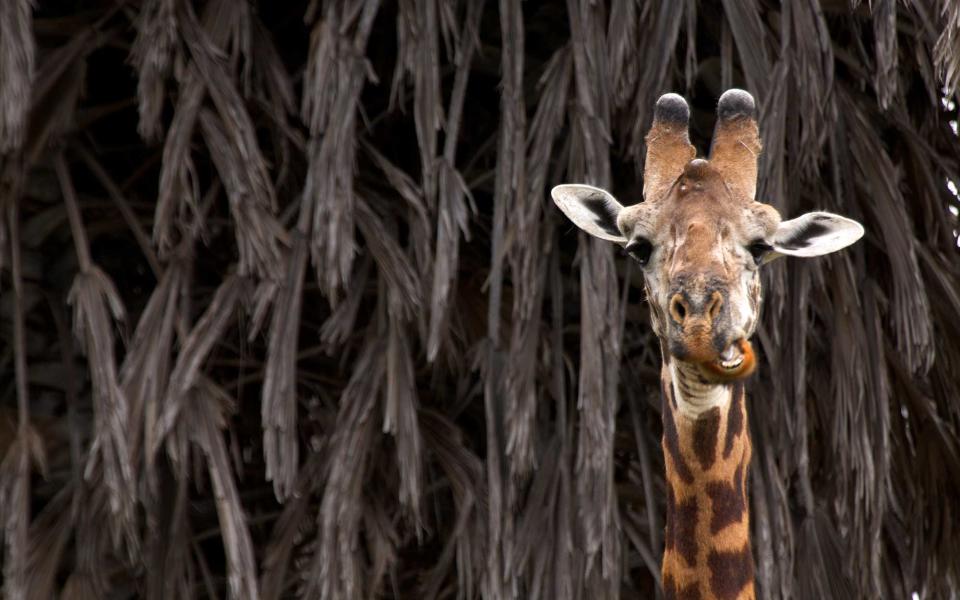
[717,89,756,120]
[655,93,690,124]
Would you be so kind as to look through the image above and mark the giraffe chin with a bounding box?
[698,338,756,382]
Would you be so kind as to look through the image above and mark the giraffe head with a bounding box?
[553,90,863,383]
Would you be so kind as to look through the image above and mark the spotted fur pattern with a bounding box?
[661,365,754,600]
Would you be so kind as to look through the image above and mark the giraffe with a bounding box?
[551,90,864,599]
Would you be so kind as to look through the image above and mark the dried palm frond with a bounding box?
[384,303,424,527]
[302,0,382,297]
[198,108,287,278]
[426,0,483,362]
[934,0,960,101]
[153,73,204,256]
[181,379,259,600]
[261,453,324,600]
[24,485,72,600]
[0,185,41,600]
[57,155,138,553]
[419,408,488,599]
[301,340,384,599]
[155,273,246,460]
[1,2,958,599]
[260,234,307,501]
[120,261,183,481]
[566,2,622,593]
[129,0,176,141]
[0,427,46,600]
[0,0,34,153]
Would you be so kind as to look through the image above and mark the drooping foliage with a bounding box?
[1,1,959,598]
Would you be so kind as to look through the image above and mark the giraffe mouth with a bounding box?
[699,338,756,381]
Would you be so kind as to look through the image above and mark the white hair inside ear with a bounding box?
[550,184,626,243]
[770,212,864,258]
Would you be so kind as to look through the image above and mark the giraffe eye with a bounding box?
[747,241,772,265]
[625,238,653,266]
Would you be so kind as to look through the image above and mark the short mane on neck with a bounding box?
[660,357,755,600]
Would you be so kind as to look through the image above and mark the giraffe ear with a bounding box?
[770,212,864,258]
[551,184,626,243]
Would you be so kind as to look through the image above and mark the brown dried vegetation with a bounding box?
[0,1,959,598]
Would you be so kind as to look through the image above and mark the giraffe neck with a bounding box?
[660,358,755,600]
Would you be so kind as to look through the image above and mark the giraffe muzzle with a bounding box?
[700,337,756,381]
[666,289,757,381]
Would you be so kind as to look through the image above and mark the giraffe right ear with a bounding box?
[551,184,626,243]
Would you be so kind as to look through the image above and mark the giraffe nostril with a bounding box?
[707,291,723,322]
[670,294,688,324]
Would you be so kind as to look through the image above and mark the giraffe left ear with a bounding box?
[770,212,865,258]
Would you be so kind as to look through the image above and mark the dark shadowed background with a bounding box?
[1,1,959,598]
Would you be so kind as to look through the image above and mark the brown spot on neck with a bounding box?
[707,544,754,600]
[692,407,721,470]
[662,381,694,484]
[723,383,745,459]
[672,492,699,567]
[678,585,702,600]
[705,461,747,534]
[664,574,704,600]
